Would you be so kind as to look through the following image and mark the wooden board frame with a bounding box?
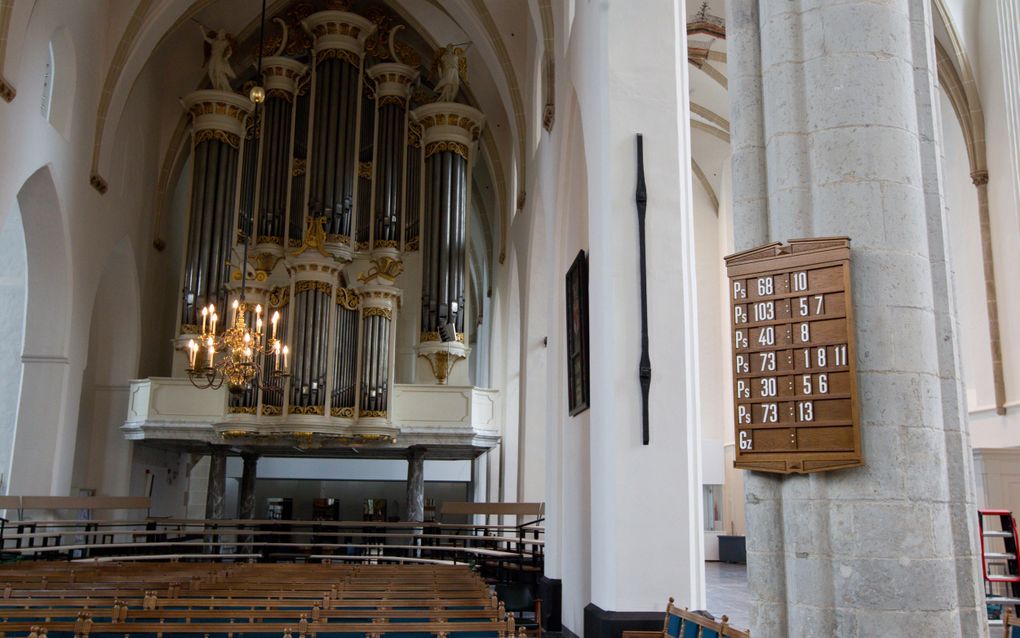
[724,237,863,474]
[566,249,590,416]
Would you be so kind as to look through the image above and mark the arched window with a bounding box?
[42,28,75,137]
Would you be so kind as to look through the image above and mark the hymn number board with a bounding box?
[724,238,863,475]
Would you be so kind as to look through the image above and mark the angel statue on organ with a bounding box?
[433,42,471,102]
[198,24,237,92]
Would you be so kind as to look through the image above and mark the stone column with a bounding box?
[729,0,986,635]
[238,453,259,519]
[205,449,227,520]
[406,446,426,523]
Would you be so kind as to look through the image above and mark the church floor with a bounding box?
[705,561,750,630]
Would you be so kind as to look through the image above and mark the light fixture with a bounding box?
[185,0,287,394]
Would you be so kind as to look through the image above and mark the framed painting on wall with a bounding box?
[566,249,590,416]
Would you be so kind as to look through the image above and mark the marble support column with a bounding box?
[411,103,483,385]
[205,449,227,520]
[406,446,426,523]
[729,0,986,635]
[238,453,259,519]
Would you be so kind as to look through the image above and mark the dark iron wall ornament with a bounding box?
[566,249,590,416]
[636,134,651,445]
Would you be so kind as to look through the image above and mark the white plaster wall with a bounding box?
[0,201,26,494]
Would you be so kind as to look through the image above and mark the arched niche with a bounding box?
[44,27,76,138]
[0,202,27,495]
[6,164,72,496]
[72,237,142,498]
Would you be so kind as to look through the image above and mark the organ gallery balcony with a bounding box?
[122,377,499,458]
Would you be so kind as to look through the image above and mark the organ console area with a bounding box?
[126,1,497,455]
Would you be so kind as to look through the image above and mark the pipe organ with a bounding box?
[175,6,484,436]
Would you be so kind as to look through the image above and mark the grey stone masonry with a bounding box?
[727,0,987,636]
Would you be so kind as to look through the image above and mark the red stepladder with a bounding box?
[979,509,1020,624]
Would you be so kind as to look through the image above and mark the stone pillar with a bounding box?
[729,0,986,635]
[205,449,227,520]
[411,103,483,386]
[406,446,426,523]
[238,453,259,519]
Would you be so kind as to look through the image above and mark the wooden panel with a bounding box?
[439,502,544,517]
[725,237,863,475]
[20,496,151,510]
[0,496,20,509]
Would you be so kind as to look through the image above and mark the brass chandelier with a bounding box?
[185,0,289,393]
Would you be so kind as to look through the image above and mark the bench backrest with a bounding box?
[1006,607,1020,638]
[661,598,749,638]
[440,502,544,521]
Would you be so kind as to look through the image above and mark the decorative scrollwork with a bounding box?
[360,410,388,419]
[336,287,360,310]
[292,158,307,176]
[359,162,373,179]
[424,141,468,160]
[420,331,464,343]
[295,280,333,295]
[326,233,350,244]
[261,405,282,416]
[268,286,290,308]
[373,240,399,249]
[364,307,393,320]
[417,350,465,385]
[358,256,404,283]
[404,237,419,252]
[330,406,355,418]
[316,48,361,68]
[227,405,257,414]
[292,216,329,257]
[289,405,325,416]
[195,129,241,148]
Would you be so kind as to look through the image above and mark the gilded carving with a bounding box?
[292,216,330,257]
[227,405,257,414]
[256,235,283,246]
[195,129,241,149]
[358,256,404,283]
[293,158,307,176]
[420,331,464,343]
[359,162,373,179]
[364,307,393,320]
[315,47,361,68]
[331,406,356,418]
[181,324,201,335]
[268,286,290,308]
[404,237,419,252]
[373,240,399,249]
[418,350,466,385]
[289,405,325,416]
[295,280,333,295]
[378,95,406,108]
[360,410,388,419]
[326,233,351,245]
[261,404,282,416]
[336,288,361,310]
[424,141,469,160]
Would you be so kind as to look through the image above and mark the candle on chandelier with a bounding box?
[187,339,198,369]
[256,316,263,335]
[271,311,279,340]
[210,312,218,334]
[200,307,208,334]
[244,347,252,360]
[232,299,239,325]
[207,344,215,367]
[282,345,289,371]
[273,341,281,370]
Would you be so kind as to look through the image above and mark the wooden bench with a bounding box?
[622,597,749,638]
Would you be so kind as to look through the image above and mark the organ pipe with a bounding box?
[179,90,252,331]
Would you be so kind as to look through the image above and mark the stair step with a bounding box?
[984,552,1017,560]
[984,531,1013,538]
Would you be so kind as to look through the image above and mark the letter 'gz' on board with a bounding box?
[723,238,863,475]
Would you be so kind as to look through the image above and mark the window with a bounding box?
[43,29,75,137]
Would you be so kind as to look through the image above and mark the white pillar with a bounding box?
[7,357,71,496]
[729,0,986,634]
[584,0,704,615]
